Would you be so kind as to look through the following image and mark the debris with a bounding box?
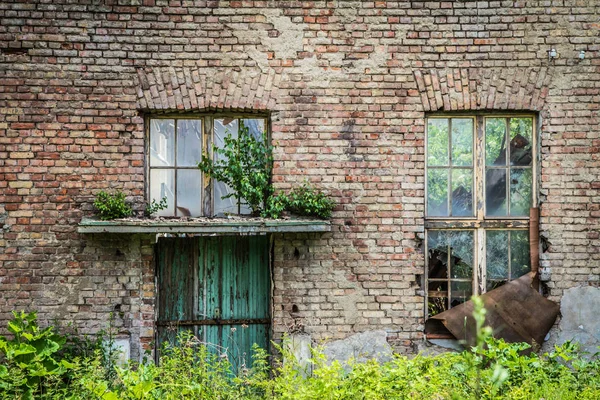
[426,272,559,348]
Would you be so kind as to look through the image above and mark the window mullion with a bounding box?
[508,230,512,280]
[448,118,452,217]
[174,120,178,215]
[204,117,212,217]
[475,116,485,294]
[447,241,451,308]
[477,227,485,294]
[505,117,511,216]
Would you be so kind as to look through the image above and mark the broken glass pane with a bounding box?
[214,118,239,151]
[177,120,202,167]
[427,119,449,166]
[150,169,175,216]
[485,118,507,166]
[487,279,507,292]
[428,296,448,317]
[150,119,175,167]
[510,168,532,216]
[427,169,449,216]
[214,119,239,216]
[241,118,265,142]
[428,230,448,279]
[451,169,473,217]
[486,168,507,216]
[214,181,238,216]
[176,169,202,217]
[509,118,533,166]
[451,118,473,166]
[449,231,473,279]
[510,230,531,278]
[429,280,448,292]
[451,281,472,307]
[486,230,509,280]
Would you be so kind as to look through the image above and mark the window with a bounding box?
[425,115,536,317]
[148,115,267,217]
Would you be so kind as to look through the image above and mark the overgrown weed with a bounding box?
[1,304,599,399]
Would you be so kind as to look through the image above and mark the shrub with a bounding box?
[93,191,133,220]
[268,183,336,219]
[145,196,168,217]
[198,121,273,216]
[2,307,600,399]
[0,311,75,399]
[198,121,335,219]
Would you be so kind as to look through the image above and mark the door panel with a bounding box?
[157,235,270,372]
[156,238,198,349]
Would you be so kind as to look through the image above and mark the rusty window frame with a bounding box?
[424,113,537,319]
[146,113,270,218]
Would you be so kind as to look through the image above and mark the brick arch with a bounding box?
[413,67,552,112]
[135,67,281,112]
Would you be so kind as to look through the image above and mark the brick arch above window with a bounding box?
[413,67,552,112]
[135,67,281,112]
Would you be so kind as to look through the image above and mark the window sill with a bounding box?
[77,216,331,234]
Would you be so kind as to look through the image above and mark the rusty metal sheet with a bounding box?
[427,272,559,347]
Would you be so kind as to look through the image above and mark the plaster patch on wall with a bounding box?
[228,9,306,71]
[554,286,600,356]
[322,330,393,365]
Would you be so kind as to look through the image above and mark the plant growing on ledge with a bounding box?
[198,121,334,219]
[269,183,336,219]
[198,121,273,216]
[93,190,133,220]
[145,196,168,217]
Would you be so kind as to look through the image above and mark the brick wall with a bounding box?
[0,1,599,356]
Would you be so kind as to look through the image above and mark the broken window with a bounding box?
[148,115,268,217]
[425,115,536,318]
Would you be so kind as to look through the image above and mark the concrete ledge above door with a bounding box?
[77,216,331,235]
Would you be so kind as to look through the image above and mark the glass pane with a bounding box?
[449,231,473,279]
[451,169,473,217]
[427,119,449,166]
[428,296,448,318]
[214,118,239,151]
[486,168,507,216]
[428,281,448,292]
[214,119,239,215]
[150,119,175,167]
[510,230,531,279]
[241,118,265,142]
[150,169,175,216]
[427,169,449,216]
[451,118,473,166]
[486,230,509,279]
[239,200,252,216]
[509,118,533,166]
[510,168,532,216]
[428,231,448,279]
[487,280,507,292]
[450,281,472,307]
[177,120,202,166]
[485,118,507,166]
[176,169,202,217]
[214,181,238,216]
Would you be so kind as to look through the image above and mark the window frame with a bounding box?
[145,113,270,218]
[424,112,538,318]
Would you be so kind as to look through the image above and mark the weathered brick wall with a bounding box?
[1,1,599,356]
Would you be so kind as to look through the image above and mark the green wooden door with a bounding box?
[156,235,270,371]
